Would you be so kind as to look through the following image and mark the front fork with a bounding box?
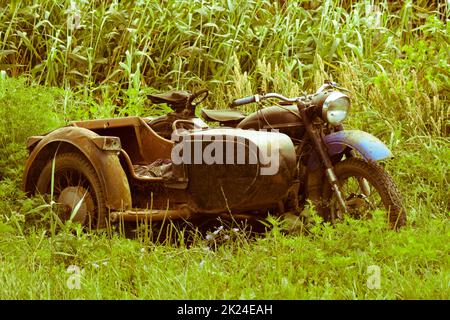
[300,109,348,222]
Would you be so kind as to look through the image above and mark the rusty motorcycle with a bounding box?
[23,81,406,230]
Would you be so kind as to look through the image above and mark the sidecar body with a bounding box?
[23,116,297,223]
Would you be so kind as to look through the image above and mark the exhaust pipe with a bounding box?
[110,206,192,222]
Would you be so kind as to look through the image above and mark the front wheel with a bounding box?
[322,158,406,229]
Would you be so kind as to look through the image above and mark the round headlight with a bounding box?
[322,92,350,125]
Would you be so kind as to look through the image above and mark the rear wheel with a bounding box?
[36,152,107,229]
[322,158,406,229]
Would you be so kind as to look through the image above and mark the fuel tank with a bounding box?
[171,128,296,213]
[237,105,305,141]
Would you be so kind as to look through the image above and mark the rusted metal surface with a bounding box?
[91,136,122,151]
[22,126,132,211]
[180,128,296,213]
[110,206,192,222]
[110,208,259,223]
[23,86,399,229]
[72,116,174,163]
[237,105,306,141]
[23,111,298,223]
[26,135,44,152]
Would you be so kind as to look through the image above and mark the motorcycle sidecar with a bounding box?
[22,116,297,227]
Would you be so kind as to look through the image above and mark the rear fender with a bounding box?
[23,126,132,211]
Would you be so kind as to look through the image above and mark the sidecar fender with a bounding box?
[23,126,132,211]
[308,130,392,170]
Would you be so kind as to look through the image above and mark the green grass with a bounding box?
[0,215,448,299]
[0,0,448,299]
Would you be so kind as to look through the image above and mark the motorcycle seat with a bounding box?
[201,108,246,123]
[148,90,190,105]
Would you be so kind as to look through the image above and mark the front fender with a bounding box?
[23,126,132,211]
[324,130,392,160]
[308,130,392,170]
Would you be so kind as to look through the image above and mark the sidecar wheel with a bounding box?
[36,152,107,229]
[321,158,406,229]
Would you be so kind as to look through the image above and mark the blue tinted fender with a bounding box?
[308,130,393,170]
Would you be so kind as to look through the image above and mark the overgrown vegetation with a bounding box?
[0,0,448,299]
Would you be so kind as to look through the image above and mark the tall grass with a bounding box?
[0,0,448,136]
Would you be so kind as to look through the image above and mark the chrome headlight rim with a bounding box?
[321,92,350,125]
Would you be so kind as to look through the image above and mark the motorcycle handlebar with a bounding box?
[231,82,350,107]
[263,93,298,103]
[232,95,256,106]
[232,93,298,107]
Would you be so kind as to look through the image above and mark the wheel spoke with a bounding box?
[55,179,62,195]
[333,175,383,220]
[57,170,95,222]
[80,176,88,188]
